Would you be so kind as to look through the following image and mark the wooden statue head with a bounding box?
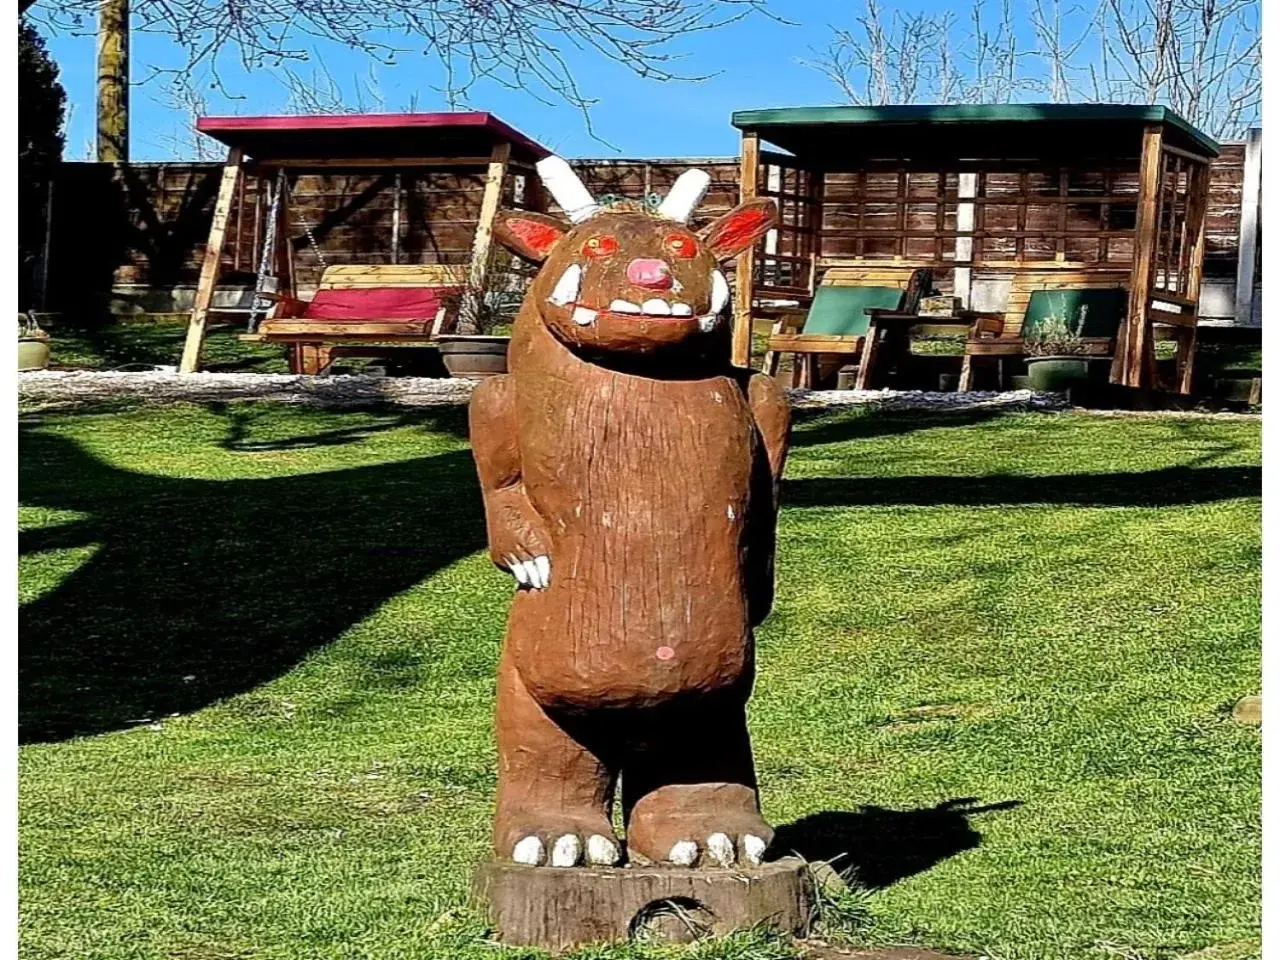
[494,157,777,355]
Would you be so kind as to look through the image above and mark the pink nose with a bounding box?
[626,258,672,290]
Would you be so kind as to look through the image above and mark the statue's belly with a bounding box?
[509,375,758,709]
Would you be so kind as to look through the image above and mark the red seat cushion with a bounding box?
[300,286,463,322]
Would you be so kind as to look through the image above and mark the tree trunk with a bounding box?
[96,0,128,162]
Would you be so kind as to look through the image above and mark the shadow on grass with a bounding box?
[785,465,1260,508]
[769,798,1022,888]
[18,409,485,744]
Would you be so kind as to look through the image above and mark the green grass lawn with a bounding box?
[19,402,1260,960]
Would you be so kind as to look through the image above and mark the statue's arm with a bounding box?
[745,372,791,627]
[469,375,553,589]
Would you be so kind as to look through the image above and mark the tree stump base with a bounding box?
[473,857,813,951]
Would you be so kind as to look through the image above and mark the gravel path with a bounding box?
[18,370,1078,414]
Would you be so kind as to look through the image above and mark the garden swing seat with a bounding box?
[243,264,469,375]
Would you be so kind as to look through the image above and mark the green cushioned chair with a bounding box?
[958,275,1129,392]
[800,285,905,337]
[763,266,931,388]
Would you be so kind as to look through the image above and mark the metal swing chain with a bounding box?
[247,168,285,333]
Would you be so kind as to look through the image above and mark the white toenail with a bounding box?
[550,834,582,867]
[706,832,735,866]
[586,834,619,865]
[743,834,767,865]
[669,840,698,866]
[512,836,544,865]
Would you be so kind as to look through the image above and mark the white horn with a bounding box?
[536,155,600,224]
[657,169,711,223]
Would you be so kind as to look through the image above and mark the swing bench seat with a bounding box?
[245,264,469,374]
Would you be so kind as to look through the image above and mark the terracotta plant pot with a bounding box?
[18,337,51,372]
[438,335,510,379]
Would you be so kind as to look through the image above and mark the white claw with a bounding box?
[533,555,551,587]
[512,836,544,865]
[698,314,718,333]
[742,834,767,865]
[706,832,735,867]
[571,306,598,326]
[668,840,699,866]
[508,557,529,585]
[550,834,582,867]
[523,560,543,590]
[586,834,620,865]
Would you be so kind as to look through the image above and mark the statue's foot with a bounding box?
[496,810,622,868]
[626,783,773,868]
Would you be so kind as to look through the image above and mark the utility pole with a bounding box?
[96,0,129,162]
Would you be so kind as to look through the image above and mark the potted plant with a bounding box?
[437,253,531,380]
[1023,296,1097,394]
[18,313,51,371]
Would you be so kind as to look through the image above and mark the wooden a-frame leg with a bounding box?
[180,147,243,373]
[958,351,976,392]
[855,327,881,390]
[1176,326,1198,396]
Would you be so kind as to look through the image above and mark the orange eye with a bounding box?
[582,235,618,258]
[665,233,698,258]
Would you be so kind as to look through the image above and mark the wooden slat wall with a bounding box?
[44,150,1250,310]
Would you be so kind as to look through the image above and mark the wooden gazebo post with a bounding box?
[1110,122,1211,394]
[731,131,760,368]
[179,147,243,373]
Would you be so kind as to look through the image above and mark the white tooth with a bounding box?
[609,299,641,314]
[548,264,582,306]
[571,306,597,326]
[670,303,693,316]
[641,299,672,316]
[711,269,730,315]
[533,555,551,586]
[698,315,718,333]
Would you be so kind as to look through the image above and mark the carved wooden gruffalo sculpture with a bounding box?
[469,158,806,948]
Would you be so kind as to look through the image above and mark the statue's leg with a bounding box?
[622,690,773,868]
[493,649,621,867]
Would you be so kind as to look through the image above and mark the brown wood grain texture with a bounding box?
[474,857,811,950]
[472,172,788,887]
[1112,126,1164,389]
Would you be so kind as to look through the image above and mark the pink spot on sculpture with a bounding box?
[655,645,676,661]
[627,258,673,290]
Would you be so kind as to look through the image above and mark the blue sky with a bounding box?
[38,0,1063,160]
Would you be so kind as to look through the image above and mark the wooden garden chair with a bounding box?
[244,264,469,374]
[762,266,932,389]
[958,271,1130,392]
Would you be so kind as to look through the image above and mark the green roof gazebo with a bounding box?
[729,104,1220,393]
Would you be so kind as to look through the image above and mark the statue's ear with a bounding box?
[494,210,571,263]
[698,199,778,261]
